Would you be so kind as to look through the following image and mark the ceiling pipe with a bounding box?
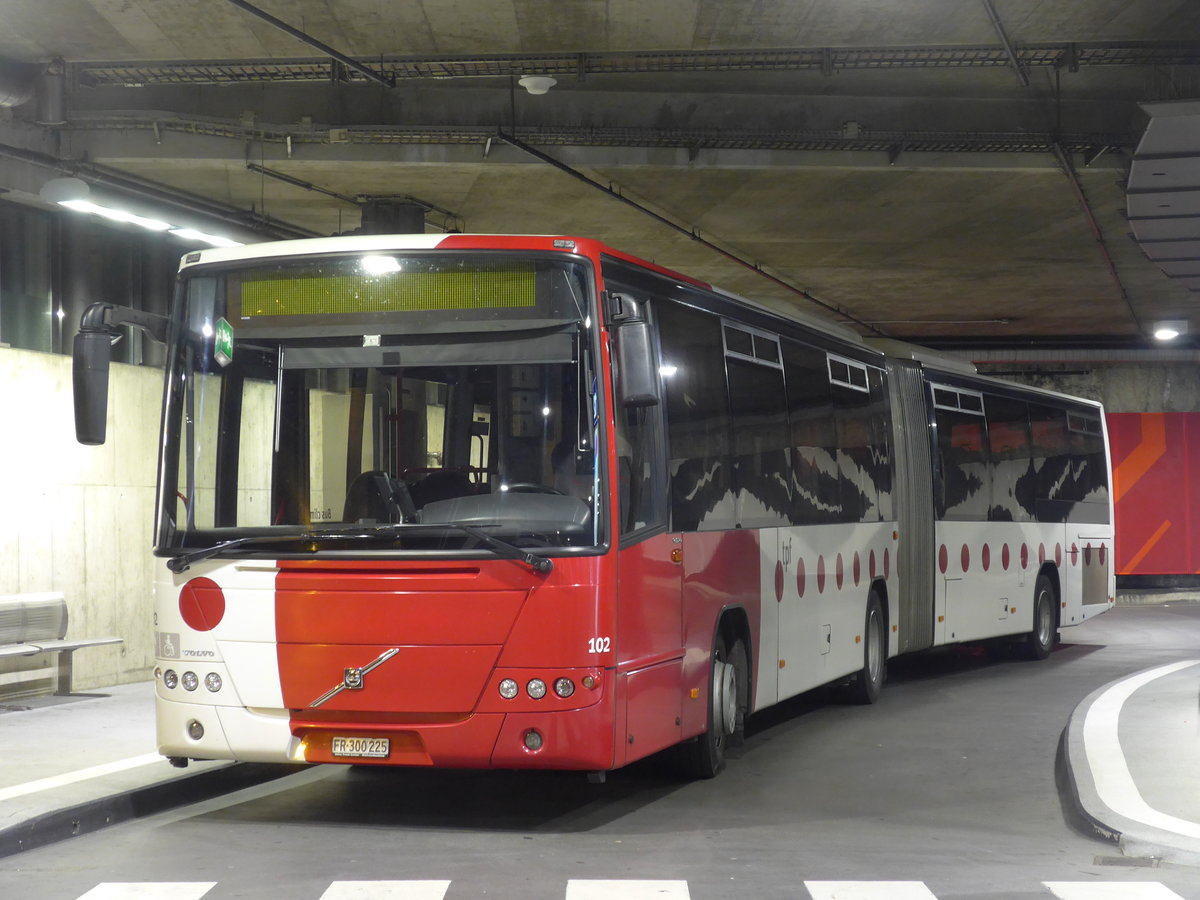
[981,0,1030,87]
[1051,142,1142,334]
[499,130,884,336]
[223,0,394,88]
[0,139,314,240]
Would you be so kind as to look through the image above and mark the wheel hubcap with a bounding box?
[713,658,737,736]
[1037,593,1052,644]
[866,610,882,683]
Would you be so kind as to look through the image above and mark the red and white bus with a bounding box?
[73,233,1115,778]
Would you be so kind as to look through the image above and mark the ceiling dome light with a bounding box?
[518,75,557,95]
[1152,320,1187,341]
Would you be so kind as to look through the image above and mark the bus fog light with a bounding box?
[524,730,544,751]
[527,678,547,699]
[582,675,596,690]
[498,678,519,700]
[181,671,199,691]
[187,719,204,740]
[163,669,179,689]
[204,672,222,692]
[554,677,575,698]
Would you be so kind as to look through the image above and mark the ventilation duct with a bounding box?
[1127,101,1200,294]
[357,200,426,235]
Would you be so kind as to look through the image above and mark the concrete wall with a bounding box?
[0,347,162,692]
[976,362,1200,415]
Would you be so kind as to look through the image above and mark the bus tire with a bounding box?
[679,631,746,779]
[846,591,886,705]
[1024,574,1057,661]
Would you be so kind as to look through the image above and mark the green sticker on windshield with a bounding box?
[214,317,234,368]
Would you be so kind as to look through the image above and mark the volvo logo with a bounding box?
[309,648,399,708]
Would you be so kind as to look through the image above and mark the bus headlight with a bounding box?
[554,677,575,698]
[181,671,199,691]
[526,678,547,699]
[163,669,178,689]
[204,672,222,693]
[498,678,519,700]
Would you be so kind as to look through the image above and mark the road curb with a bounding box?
[0,762,303,860]
[1060,663,1200,866]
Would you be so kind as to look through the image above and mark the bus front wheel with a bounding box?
[679,631,747,779]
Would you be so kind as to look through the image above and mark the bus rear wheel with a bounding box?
[679,631,746,779]
[846,592,885,704]
[1023,574,1057,660]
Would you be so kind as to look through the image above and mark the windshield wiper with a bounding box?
[444,524,554,575]
[166,531,321,573]
[165,524,554,575]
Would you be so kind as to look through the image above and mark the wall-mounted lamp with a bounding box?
[518,75,557,95]
[39,177,243,248]
[1152,320,1188,341]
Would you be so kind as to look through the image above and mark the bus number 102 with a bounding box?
[588,636,611,654]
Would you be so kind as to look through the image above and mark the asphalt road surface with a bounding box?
[3,604,1199,899]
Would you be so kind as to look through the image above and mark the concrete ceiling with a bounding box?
[1,0,1199,346]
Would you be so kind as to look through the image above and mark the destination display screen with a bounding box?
[237,257,538,317]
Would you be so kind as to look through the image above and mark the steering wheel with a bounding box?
[504,482,565,495]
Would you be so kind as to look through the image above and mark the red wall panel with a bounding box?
[1107,412,1200,576]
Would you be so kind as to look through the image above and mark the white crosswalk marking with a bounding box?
[76,885,216,900]
[1044,883,1187,900]
[566,880,690,899]
[805,883,938,900]
[318,882,451,899]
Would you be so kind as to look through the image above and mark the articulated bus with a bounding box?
[73,233,1114,778]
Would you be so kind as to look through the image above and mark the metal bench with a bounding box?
[0,592,123,696]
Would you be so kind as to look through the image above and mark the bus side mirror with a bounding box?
[608,294,659,408]
[73,330,112,445]
[72,302,170,446]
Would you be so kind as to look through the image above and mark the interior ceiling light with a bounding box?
[1152,319,1188,341]
[518,74,557,95]
[39,176,243,248]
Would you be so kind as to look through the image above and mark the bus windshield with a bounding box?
[155,252,602,559]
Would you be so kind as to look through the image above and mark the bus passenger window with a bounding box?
[658,302,734,532]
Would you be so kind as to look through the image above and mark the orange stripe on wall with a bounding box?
[1125,520,1172,573]
[1112,413,1166,504]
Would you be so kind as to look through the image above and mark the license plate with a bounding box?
[331,736,390,759]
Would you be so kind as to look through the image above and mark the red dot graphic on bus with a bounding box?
[836,554,845,590]
[960,544,970,573]
[1039,544,1046,565]
[1070,543,1079,566]
[1001,543,1011,571]
[1084,543,1092,566]
[179,577,225,632]
[938,545,948,574]
[1099,543,1107,566]
[1021,543,1029,569]
[774,561,784,603]
[869,549,877,580]
[817,556,826,594]
[797,557,806,598]
[981,544,991,572]
[853,551,861,587]
[1056,543,1063,567]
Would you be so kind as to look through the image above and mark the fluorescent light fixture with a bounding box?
[360,255,401,276]
[659,364,678,377]
[42,176,243,247]
[59,199,171,231]
[168,228,243,248]
[1152,320,1187,341]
